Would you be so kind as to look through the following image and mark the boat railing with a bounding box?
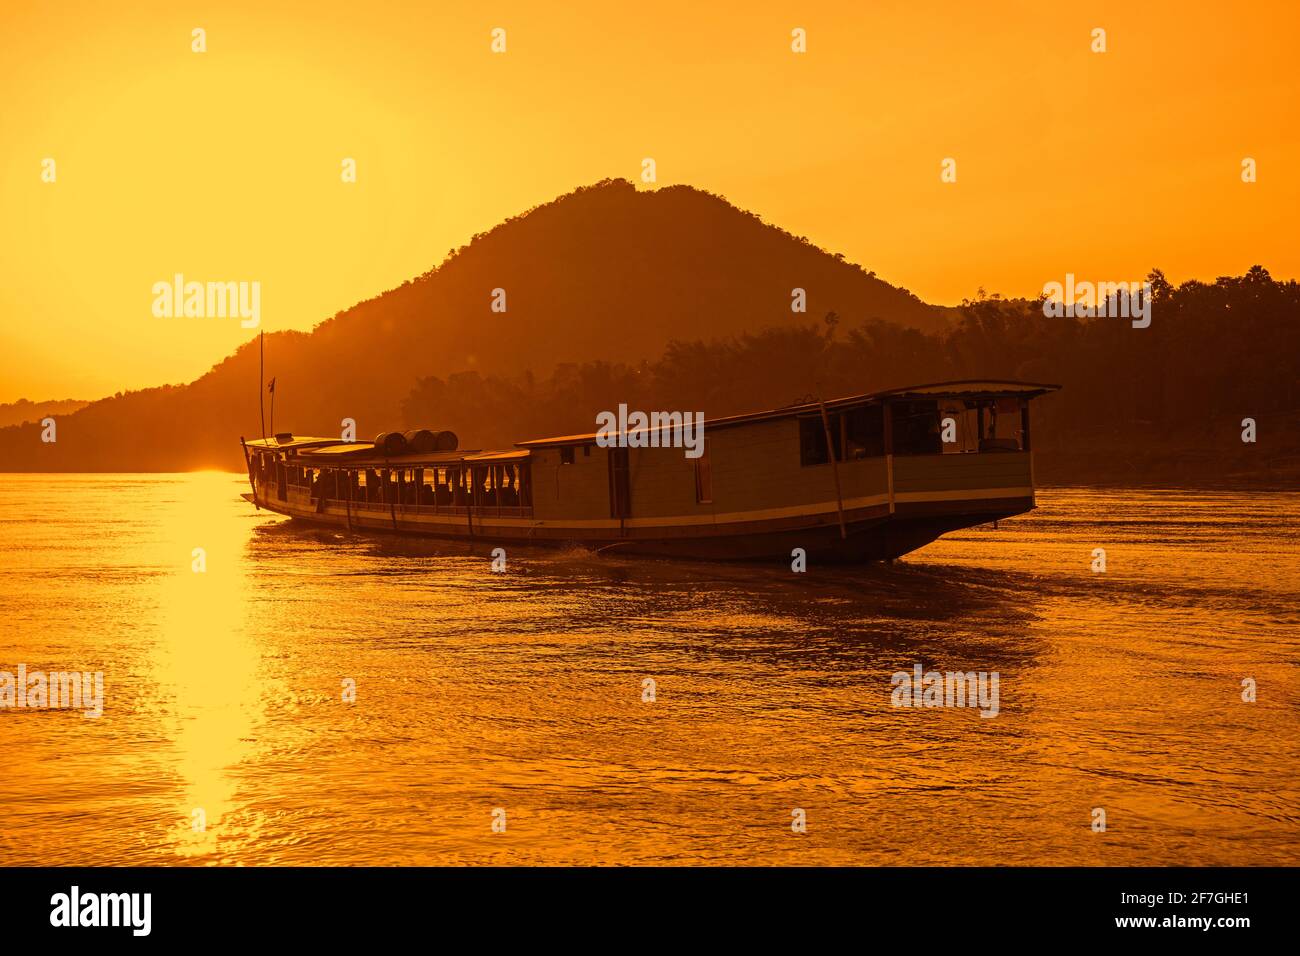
[314,496,533,520]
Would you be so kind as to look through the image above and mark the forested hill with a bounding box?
[395,267,1299,486]
[0,178,948,472]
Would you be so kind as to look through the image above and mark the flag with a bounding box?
[267,378,276,393]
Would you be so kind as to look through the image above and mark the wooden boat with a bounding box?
[239,380,1059,561]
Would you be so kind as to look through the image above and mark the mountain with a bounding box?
[0,179,951,472]
[0,398,89,429]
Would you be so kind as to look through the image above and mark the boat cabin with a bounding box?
[240,379,1058,561]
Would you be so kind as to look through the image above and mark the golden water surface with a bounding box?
[1,474,1296,865]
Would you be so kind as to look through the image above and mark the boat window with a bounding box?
[799,416,839,465]
[891,401,943,455]
[694,439,712,504]
[472,467,487,507]
[844,405,885,459]
[981,397,1025,452]
[496,465,510,506]
[799,407,884,464]
[518,462,532,507]
[434,468,453,506]
[560,447,575,465]
[939,400,980,454]
[932,398,1026,453]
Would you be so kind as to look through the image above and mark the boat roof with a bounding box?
[515,379,1061,448]
[245,437,522,468]
[463,449,531,463]
[244,380,1060,461]
[327,450,480,466]
[245,436,341,451]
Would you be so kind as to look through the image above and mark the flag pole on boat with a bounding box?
[817,399,848,540]
[814,318,848,541]
[259,331,267,442]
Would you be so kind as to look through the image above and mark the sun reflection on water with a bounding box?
[149,474,263,859]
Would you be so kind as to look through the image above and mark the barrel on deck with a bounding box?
[403,429,437,454]
[434,430,458,451]
[373,432,408,456]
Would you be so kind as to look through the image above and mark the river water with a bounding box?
[1,474,1296,865]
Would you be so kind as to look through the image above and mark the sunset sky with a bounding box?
[2,0,1295,403]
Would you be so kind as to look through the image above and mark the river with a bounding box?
[1,474,1296,865]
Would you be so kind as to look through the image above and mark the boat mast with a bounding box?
[818,400,848,541]
[259,331,267,441]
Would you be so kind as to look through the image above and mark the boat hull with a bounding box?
[241,492,1034,562]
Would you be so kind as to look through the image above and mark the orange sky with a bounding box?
[2,0,1295,403]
